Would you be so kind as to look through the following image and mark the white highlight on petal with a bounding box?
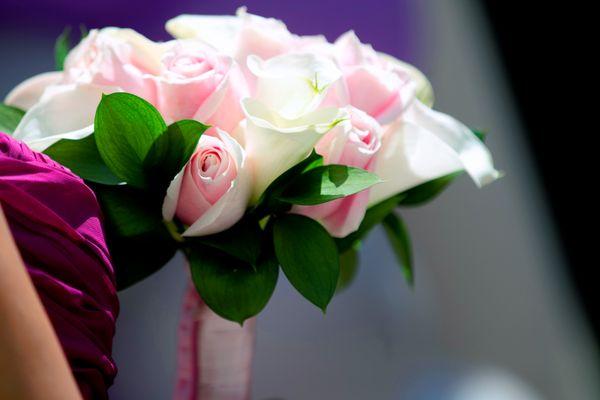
[166,14,241,53]
[247,53,342,120]
[12,83,117,152]
[378,52,435,108]
[242,98,347,203]
[369,100,501,205]
[162,170,184,222]
[4,71,63,110]
[405,100,501,187]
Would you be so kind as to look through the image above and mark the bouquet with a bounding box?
[0,8,500,324]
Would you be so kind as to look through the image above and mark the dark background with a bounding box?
[481,2,597,338]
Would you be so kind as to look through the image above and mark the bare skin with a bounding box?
[0,205,82,400]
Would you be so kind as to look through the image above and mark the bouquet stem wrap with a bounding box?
[174,280,256,400]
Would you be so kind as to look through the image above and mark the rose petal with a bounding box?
[405,100,501,187]
[4,71,63,110]
[12,83,117,152]
[247,53,342,120]
[369,100,501,205]
[241,98,348,202]
[182,130,250,236]
[166,15,241,52]
[378,52,435,108]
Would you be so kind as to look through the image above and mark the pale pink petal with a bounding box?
[4,72,63,110]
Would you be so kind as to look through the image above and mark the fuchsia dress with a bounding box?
[0,132,119,399]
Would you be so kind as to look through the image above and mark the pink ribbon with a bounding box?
[174,281,256,400]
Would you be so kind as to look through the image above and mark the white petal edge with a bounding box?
[368,120,463,205]
[241,97,346,134]
[378,52,435,108]
[165,14,241,53]
[242,98,348,202]
[162,169,184,221]
[369,101,501,205]
[405,100,501,187]
[247,53,343,120]
[12,83,118,152]
[4,71,63,110]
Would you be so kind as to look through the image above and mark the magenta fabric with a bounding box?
[0,132,119,399]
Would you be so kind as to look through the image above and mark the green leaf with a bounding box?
[276,165,381,206]
[473,129,486,143]
[94,93,167,188]
[94,184,176,289]
[55,27,71,71]
[95,184,164,237]
[143,119,207,191]
[336,193,406,252]
[382,212,413,286]
[44,134,121,185]
[0,103,25,134]
[188,244,279,324]
[79,24,89,40]
[398,171,462,206]
[336,247,359,293]
[110,228,177,290]
[252,150,323,218]
[273,214,339,311]
[192,216,263,266]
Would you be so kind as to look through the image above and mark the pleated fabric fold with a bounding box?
[0,132,119,400]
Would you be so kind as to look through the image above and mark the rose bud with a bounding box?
[162,129,251,237]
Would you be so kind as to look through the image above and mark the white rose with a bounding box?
[239,52,348,202]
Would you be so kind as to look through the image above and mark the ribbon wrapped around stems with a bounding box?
[175,280,256,400]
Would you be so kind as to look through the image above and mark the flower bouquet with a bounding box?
[0,6,500,396]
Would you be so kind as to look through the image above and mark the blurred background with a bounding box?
[1,0,597,399]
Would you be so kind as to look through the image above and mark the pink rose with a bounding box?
[294,107,382,237]
[333,31,415,124]
[63,28,160,101]
[154,40,248,132]
[162,129,251,237]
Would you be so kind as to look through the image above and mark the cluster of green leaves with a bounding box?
[185,143,383,323]
[45,93,208,290]
[194,129,489,322]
